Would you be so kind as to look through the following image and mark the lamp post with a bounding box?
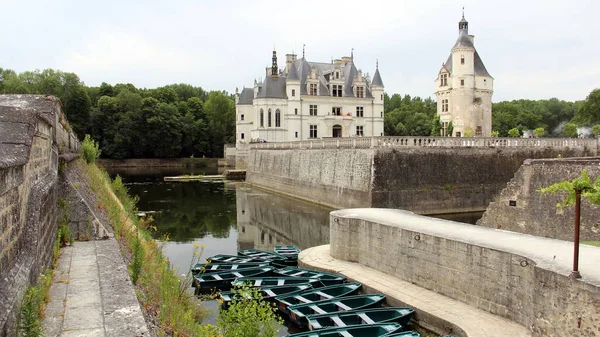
[570,189,583,279]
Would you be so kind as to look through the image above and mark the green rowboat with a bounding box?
[285,323,403,336]
[232,277,325,288]
[385,332,421,337]
[306,307,415,330]
[194,266,275,292]
[274,245,301,261]
[288,294,386,327]
[191,262,270,275]
[219,284,313,308]
[274,267,347,285]
[238,249,294,266]
[276,282,362,314]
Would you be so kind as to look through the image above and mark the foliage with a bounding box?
[562,123,578,138]
[592,124,600,137]
[491,130,499,137]
[16,271,52,337]
[539,169,600,207]
[130,235,144,285]
[572,89,600,125]
[81,134,101,163]
[216,285,283,337]
[533,127,545,137]
[463,127,474,138]
[447,121,453,137]
[383,94,437,136]
[431,114,441,136]
[508,128,520,138]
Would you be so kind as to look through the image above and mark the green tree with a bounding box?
[533,127,545,138]
[592,125,600,137]
[508,127,521,137]
[431,114,442,136]
[204,91,235,157]
[562,123,578,138]
[574,89,600,125]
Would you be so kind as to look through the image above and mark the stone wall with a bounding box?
[246,143,595,214]
[329,209,600,337]
[0,95,79,336]
[478,158,600,241]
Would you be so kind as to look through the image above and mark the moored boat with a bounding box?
[238,249,294,266]
[274,245,301,261]
[194,266,275,292]
[205,254,270,264]
[219,284,313,308]
[276,282,362,314]
[288,294,386,327]
[274,267,347,285]
[385,332,421,337]
[285,322,403,337]
[232,276,325,288]
[191,262,270,275]
[306,307,415,330]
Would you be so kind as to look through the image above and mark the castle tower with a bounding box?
[435,11,494,137]
[371,60,385,136]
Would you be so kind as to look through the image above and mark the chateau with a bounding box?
[435,13,494,137]
[235,50,384,144]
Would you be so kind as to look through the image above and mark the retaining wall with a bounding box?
[478,158,600,241]
[329,209,600,337]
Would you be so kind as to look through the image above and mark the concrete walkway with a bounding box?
[43,240,149,337]
[299,244,531,337]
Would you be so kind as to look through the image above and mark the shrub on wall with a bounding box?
[81,134,101,163]
[508,128,521,138]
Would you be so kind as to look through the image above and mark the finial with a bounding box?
[351,48,354,60]
[462,6,465,18]
[376,58,379,69]
[302,44,305,59]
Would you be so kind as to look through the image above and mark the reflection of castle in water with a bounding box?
[236,185,331,251]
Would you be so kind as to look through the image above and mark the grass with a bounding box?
[582,241,600,247]
[81,160,217,336]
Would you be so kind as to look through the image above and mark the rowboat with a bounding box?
[288,294,386,327]
[285,323,403,337]
[385,332,421,337]
[274,267,347,285]
[274,245,301,261]
[219,284,313,308]
[276,282,362,314]
[205,254,269,264]
[232,277,325,288]
[194,266,275,292]
[306,307,415,330]
[191,262,270,275]
[238,249,294,266]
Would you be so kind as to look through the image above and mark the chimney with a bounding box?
[341,56,352,65]
[285,54,297,73]
[468,35,475,45]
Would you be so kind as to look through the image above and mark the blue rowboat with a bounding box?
[219,284,313,309]
[288,294,386,327]
[232,277,325,288]
[276,282,362,314]
[194,266,275,292]
[274,267,346,285]
[285,323,403,336]
[191,262,270,275]
[306,307,415,330]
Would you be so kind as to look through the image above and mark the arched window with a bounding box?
[275,109,281,127]
[268,109,272,127]
[259,109,264,127]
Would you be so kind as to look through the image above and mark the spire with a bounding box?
[372,61,384,87]
[302,44,305,59]
[271,48,278,77]
[459,8,468,33]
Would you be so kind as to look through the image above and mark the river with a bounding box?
[108,167,482,335]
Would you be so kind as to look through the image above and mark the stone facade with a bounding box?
[246,137,597,214]
[0,95,79,336]
[435,13,493,137]
[329,209,600,337]
[478,158,600,241]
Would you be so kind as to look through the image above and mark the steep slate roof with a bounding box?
[238,88,254,105]
[287,62,300,81]
[372,68,384,87]
[452,30,474,49]
[443,51,491,77]
[256,75,287,99]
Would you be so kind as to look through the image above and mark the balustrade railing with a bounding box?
[247,136,598,150]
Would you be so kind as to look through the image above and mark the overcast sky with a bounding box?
[2,0,598,102]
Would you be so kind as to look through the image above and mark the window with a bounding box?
[291,89,295,97]
[442,122,449,137]
[335,71,339,79]
[240,114,244,121]
[309,125,318,138]
[309,83,317,95]
[356,107,364,117]
[275,109,281,127]
[476,126,482,137]
[332,85,342,97]
[356,86,364,98]
[461,55,465,65]
[460,79,464,86]
[309,105,317,116]
[356,126,364,136]
[268,109,272,127]
[441,99,449,112]
[440,73,448,86]
[381,111,383,117]
[484,79,487,86]
[381,94,383,100]
[259,109,264,127]
[332,107,341,116]
[295,108,298,115]
[295,131,298,138]
[241,133,244,139]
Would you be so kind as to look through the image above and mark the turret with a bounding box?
[451,12,475,79]
[371,60,385,121]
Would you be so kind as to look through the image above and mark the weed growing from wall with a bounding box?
[81,134,101,164]
[16,271,52,337]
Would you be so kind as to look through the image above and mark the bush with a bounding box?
[491,130,500,137]
[81,134,101,163]
[533,127,545,137]
[508,128,521,138]
[592,125,600,137]
[562,123,578,138]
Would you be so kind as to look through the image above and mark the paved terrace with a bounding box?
[299,209,600,337]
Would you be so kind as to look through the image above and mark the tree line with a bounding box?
[0,68,235,158]
[2,67,599,158]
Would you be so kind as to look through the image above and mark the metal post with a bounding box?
[570,189,582,279]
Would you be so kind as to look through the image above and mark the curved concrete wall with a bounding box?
[329,209,600,337]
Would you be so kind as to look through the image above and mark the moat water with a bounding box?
[108,166,482,335]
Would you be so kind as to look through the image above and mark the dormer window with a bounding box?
[335,71,340,79]
[440,74,448,86]
[356,86,364,98]
[461,55,465,65]
[332,85,342,97]
[309,83,317,95]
